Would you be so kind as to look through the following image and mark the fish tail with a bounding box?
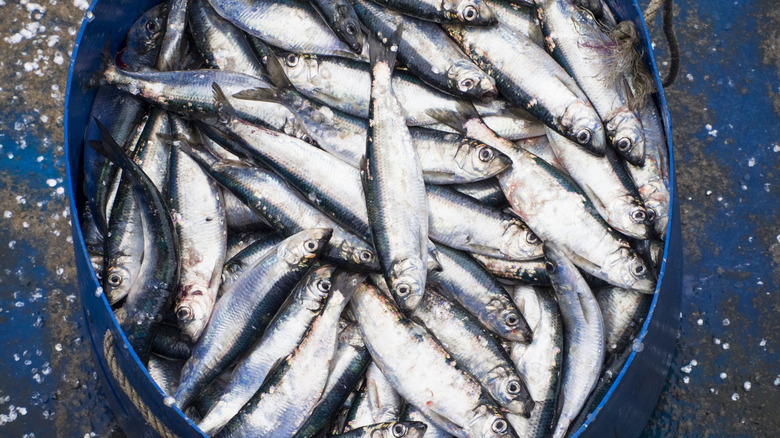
[86,37,116,89]
[211,82,239,124]
[367,14,403,70]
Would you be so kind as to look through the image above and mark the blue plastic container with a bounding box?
[65,1,682,436]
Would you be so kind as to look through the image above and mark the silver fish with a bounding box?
[543,243,605,438]
[370,0,497,24]
[362,23,429,311]
[401,405,452,438]
[309,0,364,53]
[508,285,563,437]
[350,283,516,438]
[173,228,332,409]
[198,265,339,435]
[335,422,428,438]
[485,0,544,46]
[344,362,404,431]
[148,354,183,397]
[596,286,652,355]
[533,0,647,165]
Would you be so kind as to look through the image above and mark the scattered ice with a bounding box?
[164,396,176,407]
[73,0,89,10]
[743,381,751,391]
[56,187,64,195]
[774,377,780,386]
[8,241,15,249]
[4,211,12,218]
[720,372,727,379]
[46,179,57,187]
[697,318,703,326]
[706,190,712,196]
[714,338,721,345]
[682,376,690,384]
[85,11,94,21]
[731,393,739,401]
[53,52,64,65]
[748,157,755,167]
[95,286,103,297]
[722,343,730,350]
[54,343,62,352]
[36,156,43,162]
[759,339,767,347]
[686,73,694,81]
[680,359,697,374]
[722,318,730,326]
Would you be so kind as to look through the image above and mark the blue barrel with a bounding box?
[64,1,682,437]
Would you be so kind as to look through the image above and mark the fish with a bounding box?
[148,354,183,397]
[596,286,652,355]
[400,405,452,438]
[507,285,563,437]
[173,228,331,409]
[219,233,284,296]
[118,2,169,70]
[344,362,404,431]
[362,21,430,311]
[89,120,179,364]
[207,0,367,60]
[334,421,428,438]
[353,0,496,99]
[471,254,551,285]
[370,0,497,24]
[533,0,647,165]
[197,265,341,435]
[309,0,364,53]
[411,287,535,416]
[543,243,605,438]
[350,283,516,438]
[215,270,365,438]
[429,243,532,342]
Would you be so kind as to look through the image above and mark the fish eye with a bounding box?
[616,138,632,152]
[478,146,494,162]
[395,283,411,297]
[317,280,332,292]
[631,209,647,223]
[526,233,540,245]
[107,273,123,286]
[506,379,521,395]
[392,423,407,437]
[491,418,508,434]
[176,306,192,321]
[545,261,557,274]
[285,53,300,67]
[459,77,475,91]
[505,312,520,327]
[146,20,159,34]
[646,208,657,221]
[345,23,357,35]
[462,5,478,21]
[304,239,319,252]
[575,129,592,145]
[633,263,646,276]
[301,134,312,143]
[359,250,374,262]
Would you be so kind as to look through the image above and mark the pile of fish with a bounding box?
[78,0,671,436]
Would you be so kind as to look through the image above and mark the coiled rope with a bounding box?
[642,0,680,87]
[103,330,178,438]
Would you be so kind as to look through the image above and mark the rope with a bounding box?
[642,0,680,87]
[103,330,179,438]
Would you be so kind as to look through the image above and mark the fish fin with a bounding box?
[366,12,403,69]
[503,105,538,123]
[231,87,278,102]
[90,119,127,166]
[424,100,480,134]
[211,83,238,125]
[86,37,115,89]
[426,240,442,272]
[263,50,295,90]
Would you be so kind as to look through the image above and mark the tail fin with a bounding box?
[425,100,481,134]
[156,132,220,169]
[211,83,239,125]
[366,13,403,69]
[86,37,116,89]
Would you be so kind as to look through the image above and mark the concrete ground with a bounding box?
[0,0,776,436]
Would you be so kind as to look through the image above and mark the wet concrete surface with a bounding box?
[0,0,777,437]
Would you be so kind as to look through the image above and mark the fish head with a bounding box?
[176,286,214,342]
[468,404,517,438]
[638,185,669,238]
[454,139,512,180]
[278,227,333,267]
[379,421,428,438]
[486,367,535,417]
[104,264,134,305]
[388,257,427,311]
[447,0,497,25]
[220,260,244,287]
[607,111,646,166]
[326,235,380,272]
[498,219,544,260]
[603,246,656,293]
[121,3,168,71]
[334,5,364,53]
[279,52,322,90]
[560,100,607,156]
[281,114,317,146]
[297,265,338,311]
[606,195,651,239]
[486,298,533,343]
[446,60,497,100]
